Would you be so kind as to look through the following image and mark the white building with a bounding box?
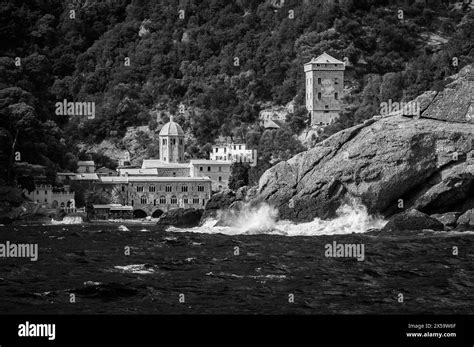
[189,160,231,192]
[210,143,257,167]
[77,161,95,173]
[24,184,75,208]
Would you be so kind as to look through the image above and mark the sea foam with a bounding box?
[171,199,387,236]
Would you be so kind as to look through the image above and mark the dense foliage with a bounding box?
[0,0,472,186]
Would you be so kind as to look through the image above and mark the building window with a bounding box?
[207,166,211,171]
[193,197,199,204]
[318,78,321,84]
[164,157,166,161]
[198,185,204,192]
[163,139,167,146]
[171,196,177,204]
[218,176,222,182]
[154,199,156,206]
[173,172,176,176]
[180,139,183,145]
[183,197,188,204]
[335,93,338,100]
[318,92,321,100]
[36,190,39,194]
[215,148,218,153]
[335,77,339,84]
[159,196,166,204]
[137,186,144,192]
[202,199,206,205]
[121,186,125,192]
[165,186,172,192]
[325,105,329,109]
[131,200,134,206]
[182,186,188,192]
[199,167,203,172]
[140,196,147,204]
[172,138,176,145]
[219,166,222,172]
[149,186,155,192]
[239,145,241,150]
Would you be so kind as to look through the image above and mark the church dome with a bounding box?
[159,116,184,136]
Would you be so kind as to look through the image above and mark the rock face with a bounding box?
[156,208,203,228]
[420,65,473,124]
[430,212,461,228]
[201,190,237,221]
[456,209,474,230]
[249,67,474,223]
[382,209,444,232]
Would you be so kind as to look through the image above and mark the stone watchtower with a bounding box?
[304,52,345,126]
[159,116,185,163]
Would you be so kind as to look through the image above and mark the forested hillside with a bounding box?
[0,0,472,185]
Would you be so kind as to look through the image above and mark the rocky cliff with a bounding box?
[249,66,474,223]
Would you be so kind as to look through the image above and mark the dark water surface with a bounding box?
[0,224,473,314]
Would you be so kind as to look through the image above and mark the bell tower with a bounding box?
[159,116,185,163]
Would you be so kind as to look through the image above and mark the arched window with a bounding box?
[159,196,166,204]
[193,196,199,204]
[171,196,177,204]
[140,196,147,204]
[183,196,189,204]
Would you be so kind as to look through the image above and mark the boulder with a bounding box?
[201,189,237,221]
[412,162,474,214]
[456,209,474,230]
[236,185,249,201]
[156,208,203,228]
[430,212,461,228]
[382,209,444,232]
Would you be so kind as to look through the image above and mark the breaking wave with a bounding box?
[172,199,386,236]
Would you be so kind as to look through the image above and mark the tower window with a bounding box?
[335,78,339,84]
[199,166,203,172]
[318,93,321,100]
[318,78,321,84]
[335,93,338,100]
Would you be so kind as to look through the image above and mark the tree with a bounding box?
[229,162,250,191]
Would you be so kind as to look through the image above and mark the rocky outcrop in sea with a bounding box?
[215,66,473,231]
